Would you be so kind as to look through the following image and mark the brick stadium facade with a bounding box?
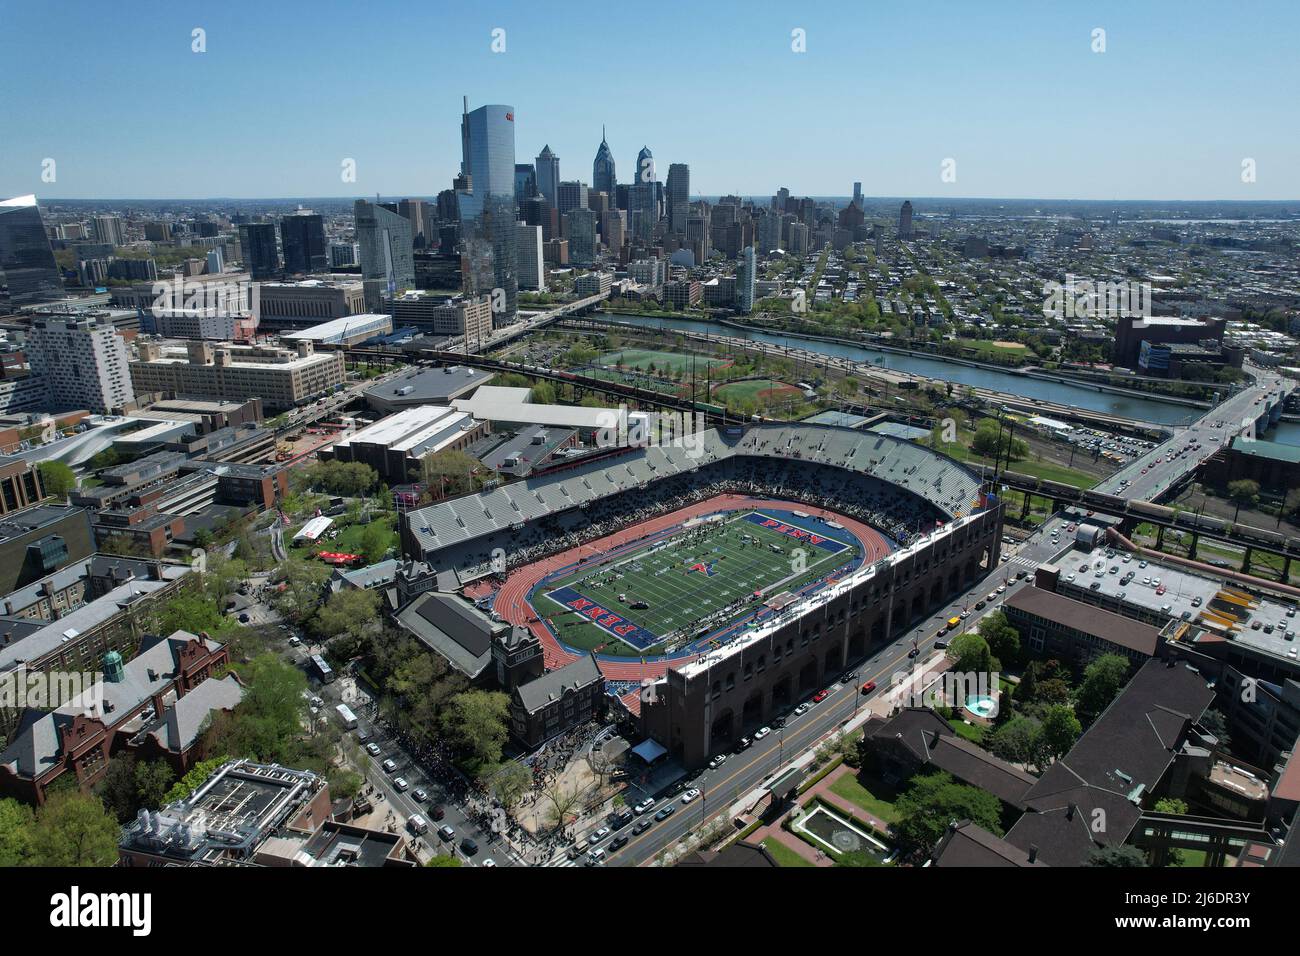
[639,507,1003,768]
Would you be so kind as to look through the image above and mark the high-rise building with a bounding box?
[459,100,519,325]
[535,145,560,206]
[27,313,134,413]
[0,195,64,303]
[280,211,326,273]
[566,208,598,266]
[514,164,537,206]
[91,215,126,247]
[758,211,783,256]
[592,128,616,197]
[355,199,415,310]
[515,223,545,292]
[853,182,863,208]
[239,222,280,280]
[600,208,624,254]
[899,200,914,240]
[557,181,589,217]
[398,199,431,249]
[737,246,756,313]
[666,163,689,234]
[329,242,359,268]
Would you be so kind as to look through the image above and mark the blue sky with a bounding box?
[2,0,1296,200]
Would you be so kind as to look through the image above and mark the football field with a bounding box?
[537,511,860,656]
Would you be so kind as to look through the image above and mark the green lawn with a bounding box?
[828,771,901,824]
[597,348,725,374]
[1173,848,1208,867]
[761,837,815,867]
[948,718,987,745]
[925,439,1099,489]
[712,378,803,404]
[956,338,1029,357]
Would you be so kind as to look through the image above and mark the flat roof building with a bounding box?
[281,312,393,348]
[323,405,488,484]
[363,364,493,414]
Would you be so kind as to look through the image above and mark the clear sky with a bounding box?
[3,0,1296,201]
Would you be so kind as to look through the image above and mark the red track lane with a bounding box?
[492,494,893,687]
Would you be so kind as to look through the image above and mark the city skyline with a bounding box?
[3,1,1299,201]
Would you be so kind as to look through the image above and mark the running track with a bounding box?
[491,494,893,709]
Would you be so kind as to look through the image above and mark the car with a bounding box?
[382,759,397,773]
[460,837,479,856]
[996,584,1007,594]
[734,736,752,753]
[287,636,301,647]
[430,804,445,821]
[794,703,811,716]
[907,647,920,658]
[632,819,653,835]
[708,754,728,770]
[413,788,428,803]
[812,689,830,703]
[586,848,605,865]
[681,788,701,803]
[589,826,611,844]
[934,640,949,650]
[437,825,455,841]
[654,805,677,821]
[610,809,634,830]
[634,798,656,815]
[609,834,629,851]
[310,696,324,708]
[754,726,772,739]
[365,742,382,757]
[481,858,497,867]
[975,600,986,610]
[861,680,877,694]
[393,777,409,792]
[238,613,250,624]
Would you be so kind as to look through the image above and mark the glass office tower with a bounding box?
[458,102,518,324]
[0,195,64,303]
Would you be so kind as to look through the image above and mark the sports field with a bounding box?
[597,349,728,374]
[536,510,860,656]
[712,378,803,404]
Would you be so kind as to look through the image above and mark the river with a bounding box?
[602,313,1203,426]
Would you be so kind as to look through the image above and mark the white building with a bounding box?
[27,314,135,413]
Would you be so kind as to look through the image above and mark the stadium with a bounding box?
[402,422,1004,767]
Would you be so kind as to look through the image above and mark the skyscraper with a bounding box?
[535,145,560,205]
[355,199,415,310]
[280,210,326,273]
[0,195,64,303]
[853,182,863,208]
[737,246,756,313]
[239,222,280,280]
[515,223,546,292]
[592,127,616,197]
[398,199,431,249]
[666,163,689,234]
[899,200,914,240]
[566,208,597,266]
[557,181,589,217]
[459,101,519,324]
[28,314,134,413]
[92,215,126,247]
[514,164,537,206]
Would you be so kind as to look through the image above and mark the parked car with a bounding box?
[437,825,455,841]
[632,819,653,835]
[393,777,409,792]
[812,689,829,703]
[381,759,397,773]
[609,834,629,852]
[754,726,772,740]
[460,838,479,856]
[708,754,727,770]
[413,788,428,803]
[634,798,656,815]
[366,742,382,757]
[681,788,701,804]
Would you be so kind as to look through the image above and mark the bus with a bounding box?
[335,703,358,729]
[311,654,335,684]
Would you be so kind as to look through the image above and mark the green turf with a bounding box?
[597,349,725,374]
[827,772,901,824]
[761,837,815,867]
[539,510,859,656]
[712,379,802,404]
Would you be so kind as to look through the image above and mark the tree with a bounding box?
[358,520,392,564]
[272,560,330,625]
[38,460,77,500]
[313,586,380,650]
[29,792,120,867]
[480,761,532,809]
[204,654,308,764]
[948,632,994,674]
[440,690,510,771]
[163,755,230,804]
[894,772,1003,853]
[988,716,1046,769]
[426,854,463,867]
[156,591,226,637]
[1040,705,1082,760]
[0,798,35,866]
[1227,479,1260,521]
[419,449,487,499]
[1154,797,1187,815]
[1077,654,1131,717]
[1086,844,1148,867]
[977,612,1021,667]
